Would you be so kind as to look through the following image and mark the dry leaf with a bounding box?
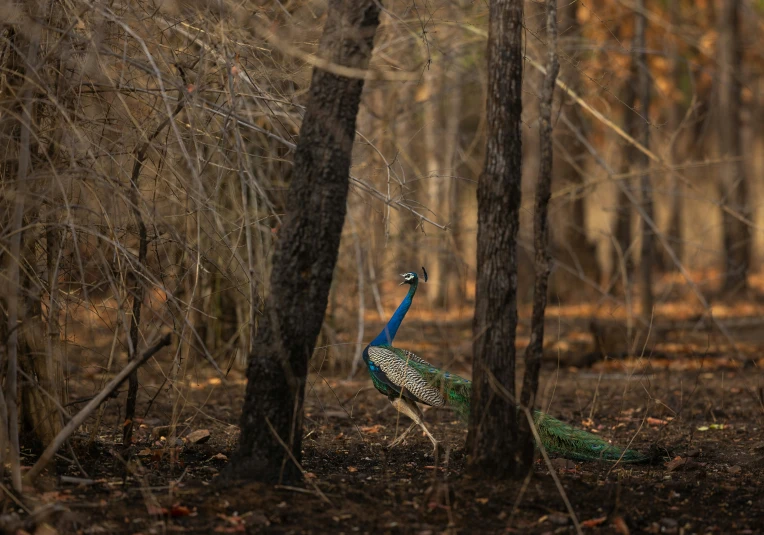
[612,515,631,535]
[666,456,687,471]
[187,429,211,444]
[582,516,607,528]
[34,523,59,535]
[170,504,193,517]
[147,505,169,516]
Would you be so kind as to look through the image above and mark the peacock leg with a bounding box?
[388,421,417,447]
[388,397,439,450]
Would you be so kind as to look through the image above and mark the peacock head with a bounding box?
[399,272,418,286]
[399,267,428,286]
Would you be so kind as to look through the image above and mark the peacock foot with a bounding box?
[388,422,417,448]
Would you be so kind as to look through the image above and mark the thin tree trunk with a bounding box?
[45,209,65,407]
[20,281,64,451]
[634,0,654,317]
[1,21,65,471]
[467,0,524,479]
[443,70,463,305]
[224,0,381,484]
[517,0,559,473]
[122,101,184,447]
[662,0,684,271]
[611,57,637,289]
[122,192,147,448]
[4,40,36,493]
[422,69,447,308]
[717,0,749,293]
[551,0,600,296]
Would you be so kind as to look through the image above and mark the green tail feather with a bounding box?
[533,411,651,463]
[415,365,649,463]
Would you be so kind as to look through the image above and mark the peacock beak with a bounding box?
[399,274,407,285]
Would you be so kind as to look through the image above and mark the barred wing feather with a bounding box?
[366,346,447,407]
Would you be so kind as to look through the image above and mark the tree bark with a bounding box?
[467,0,524,479]
[717,0,749,294]
[517,0,559,473]
[634,0,654,317]
[224,0,381,484]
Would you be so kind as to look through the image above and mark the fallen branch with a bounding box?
[24,333,172,485]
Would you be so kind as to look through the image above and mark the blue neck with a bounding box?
[369,281,418,346]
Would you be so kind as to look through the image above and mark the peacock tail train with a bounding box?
[399,351,650,463]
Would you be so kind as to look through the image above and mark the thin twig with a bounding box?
[264,418,331,505]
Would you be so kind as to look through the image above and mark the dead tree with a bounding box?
[224,0,382,483]
[466,0,525,479]
[517,0,560,471]
[717,0,750,294]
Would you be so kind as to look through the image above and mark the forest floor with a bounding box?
[5,290,764,534]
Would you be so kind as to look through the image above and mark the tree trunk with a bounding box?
[443,70,463,305]
[610,57,637,290]
[467,0,524,479]
[517,0,559,473]
[659,0,684,271]
[224,0,381,484]
[19,210,64,451]
[422,68,447,308]
[717,0,749,294]
[550,0,601,298]
[423,64,463,308]
[634,0,654,317]
[0,24,63,487]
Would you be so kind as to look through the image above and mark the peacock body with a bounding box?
[362,270,650,463]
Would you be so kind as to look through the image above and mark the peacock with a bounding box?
[362,269,651,463]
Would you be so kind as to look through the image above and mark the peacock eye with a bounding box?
[591,444,604,450]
